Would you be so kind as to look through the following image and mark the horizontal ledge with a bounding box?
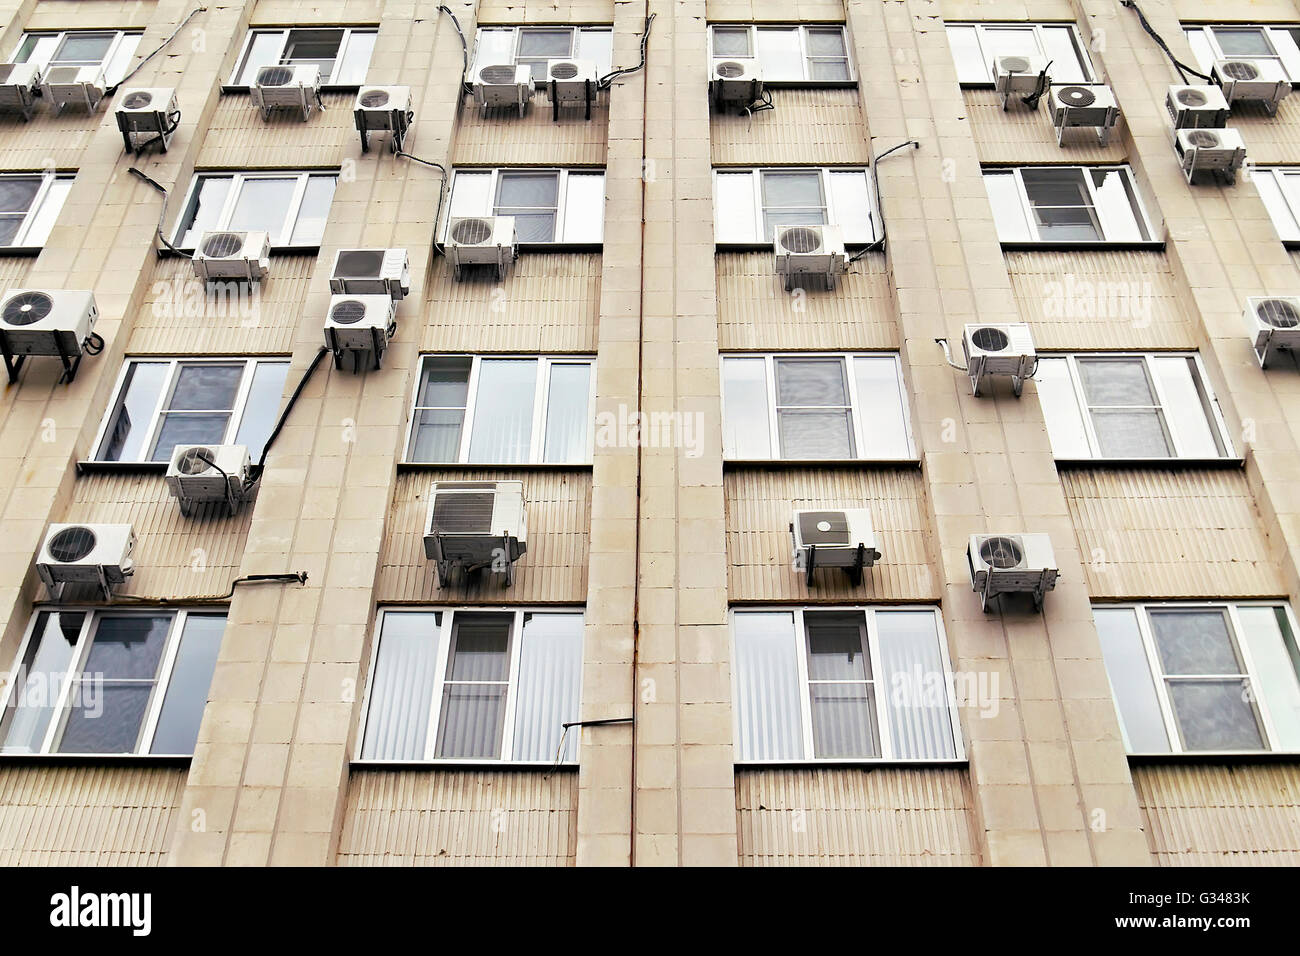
[0,246,41,258]
[0,753,192,767]
[724,458,921,469]
[999,241,1167,252]
[350,760,577,771]
[396,462,593,472]
[76,461,169,475]
[1127,751,1300,765]
[714,243,882,253]
[219,85,362,95]
[735,759,968,769]
[1054,457,1245,470]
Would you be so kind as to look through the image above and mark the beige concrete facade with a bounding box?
[0,0,1294,866]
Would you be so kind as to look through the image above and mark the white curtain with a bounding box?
[732,613,803,760]
[543,364,591,463]
[468,360,538,463]
[359,612,440,760]
[512,613,584,761]
[874,611,957,759]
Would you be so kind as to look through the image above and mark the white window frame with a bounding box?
[984,165,1158,245]
[445,168,605,245]
[1100,601,1300,756]
[729,606,964,765]
[227,26,378,86]
[405,354,597,464]
[720,352,915,460]
[0,172,73,248]
[8,30,141,84]
[1184,24,1300,83]
[0,608,224,757]
[1248,166,1300,245]
[356,607,585,766]
[707,24,854,82]
[471,26,614,81]
[713,167,879,246]
[91,357,289,463]
[171,170,337,249]
[945,22,1096,85]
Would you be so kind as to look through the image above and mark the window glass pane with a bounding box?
[1237,606,1300,751]
[946,25,988,84]
[518,28,572,58]
[496,172,559,242]
[13,35,58,67]
[721,357,771,458]
[1040,26,1089,83]
[715,172,758,243]
[511,613,583,762]
[22,177,72,247]
[150,363,243,462]
[1184,29,1215,75]
[150,614,225,755]
[853,356,909,457]
[763,170,824,207]
[1149,609,1243,675]
[874,611,956,759]
[983,26,1039,60]
[806,28,846,58]
[179,176,233,248]
[1095,607,1169,753]
[775,357,847,405]
[410,356,471,461]
[775,358,853,458]
[576,29,614,75]
[1214,28,1273,56]
[755,27,804,80]
[100,362,170,461]
[0,611,83,754]
[1034,357,1091,458]
[289,176,336,246]
[450,172,494,219]
[436,614,511,759]
[54,33,113,64]
[1091,169,1149,242]
[474,29,515,71]
[1077,358,1153,405]
[235,31,285,84]
[282,28,342,78]
[1021,168,1099,241]
[984,172,1031,242]
[468,359,538,462]
[809,59,850,81]
[1254,171,1300,243]
[1150,356,1223,457]
[0,178,40,213]
[1077,358,1172,458]
[360,612,441,760]
[0,217,21,246]
[562,173,605,243]
[334,30,376,85]
[1167,679,1264,751]
[150,414,231,461]
[228,177,297,239]
[712,26,751,57]
[1269,28,1300,82]
[732,612,802,761]
[809,682,879,757]
[233,361,291,461]
[806,613,870,681]
[778,410,854,458]
[829,171,873,243]
[542,362,591,462]
[1088,409,1169,458]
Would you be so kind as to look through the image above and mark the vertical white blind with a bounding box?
[360,612,441,760]
[512,613,584,761]
[542,363,591,462]
[468,360,538,462]
[874,610,956,759]
[732,612,803,760]
[435,614,512,759]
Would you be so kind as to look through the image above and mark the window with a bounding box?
[8,30,141,84]
[1249,167,1300,245]
[472,26,613,82]
[230,27,376,86]
[1035,353,1231,460]
[983,166,1155,244]
[721,354,913,460]
[732,608,961,762]
[406,355,594,464]
[714,167,877,245]
[0,173,72,248]
[93,358,290,464]
[1184,24,1300,82]
[0,609,225,756]
[359,609,584,763]
[945,22,1095,85]
[172,171,336,249]
[447,168,604,244]
[709,24,852,82]
[1097,602,1300,754]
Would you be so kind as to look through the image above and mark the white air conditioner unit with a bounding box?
[473,63,532,115]
[424,480,528,587]
[967,533,1058,612]
[115,86,178,153]
[165,444,251,515]
[1245,295,1300,368]
[36,523,135,598]
[445,215,518,281]
[992,54,1050,110]
[545,58,598,119]
[962,323,1036,397]
[0,62,42,120]
[323,294,395,371]
[773,224,849,291]
[354,85,411,152]
[790,508,880,586]
[251,63,320,120]
[1174,126,1247,184]
[1212,58,1291,114]
[1047,84,1120,145]
[40,64,105,113]
[709,58,763,110]
[0,289,97,357]
[329,248,410,300]
[191,230,271,282]
[1166,84,1230,129]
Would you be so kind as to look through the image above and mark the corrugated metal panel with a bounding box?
[717,252,896,350]
[1006,250,1196,350]
[423,253,599,353]
[1061,468,1281,599]
[0,763,185,866]
[0,257,33,288]
[1133,762,1300,866]
[63,473,254,601]
[964,90,1127,164]
[29,0,154,29]
[735,767,979,866]
[337,768,577,865]
[712,89,868,166]
[198,93,357,167]
[477,1,613,25]
[1221,98,1300,165]
[378,469,590,603]
[725,467,937,603]
[129,254,315,355]
[454,101,607,166]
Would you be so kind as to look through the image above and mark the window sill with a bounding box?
[999,240,1166,252]
[0,246,41,258]
[1127,751,1300,764]
[397,461,594,471]
[0,753,192,767]
[350,759,577,770]
[76,460,169,475]
[757,80,859,90]
[160,245,323,259]
[724,458,921,469]
[220,84,361,95]
[714,242,880,253]
[515,242,603,254]
[1054,457,1244,470]
[736,758,968,768]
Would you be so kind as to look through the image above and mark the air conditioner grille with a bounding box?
[330,300,367,325]
[798,511,849,546]
[257,66,294,86]
[359,89,389,108]
[980,536,1024,570]
[715,61,746,79]
[1256,299,1300,329]
[431,492,495,534]
[48,526,96,563]
[779,227,823,255]
[122,91,153,109]
[1187,130,1220,148]
[1001,56,1032,73]
[451,218,493,244]
[201,232,244,258]
[479,65,518,85]
[336,250,384,277]
[1222,60,1259,81]
[176,447,216,476]
[551,63,579,80]
[1,291,53,326]
[1057,85,1096,107]
[1177,88,1207,107]
[971,327,1010,352]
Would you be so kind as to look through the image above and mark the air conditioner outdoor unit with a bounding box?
[1174,126,1247,184]
[445,216,518,281]
[773,224,849,291]
[790,508,880,586]
[0,289,100,385]
[40,64,106,113]
[993,54,1050,110]
[473,63,532,116]
[115,86,179,153]
[1245,295,1300,368]
[354,85,411,152]
[0,62,43,120]
[1047,84,1120,145]
[36,523,135,598]
[251,64,320,121]
[191,230,271,282]
[962,323,1036,397]
[1166,84,1230,129]
[545,58,598,120]
[967,533,1058,612]
[165,444,251,515]
[424,480,528,587]
[323,294,395,371]
[709,58,763,110]
[329,248,410,299]
[1212,58,1290,114]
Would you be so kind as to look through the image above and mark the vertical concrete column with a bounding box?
[848,0,1150,866]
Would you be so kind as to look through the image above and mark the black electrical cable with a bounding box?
[848,139,921,262]
[126,167,186,256]
[395,151,450,253]
[597,13,656,89]
[130,109,182,155]
[1121,0,1211,84]
[438,4,473,94]
[1021,61,1053,110]
[107,6,207,94]
[251,346,329,477]
[545,717,633,777]
[108,571,308,606]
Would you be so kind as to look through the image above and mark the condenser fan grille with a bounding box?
[330,300,368,325]
[550,62,579,80]
[431,493,495,534]
[1057,86,1096,107]
[122,91,153,109]
[336,250,384,276]
[451,218,493,244]
[1001,57,1032,73]
[778,228,823,255]
[980,536,1024,570]
[359,89,389,108]
[1256,299,1300,329]
[1186,130,1221,148]
[48,527,96,563]
[1177,88,1208,107]
[715,61,745,79]
[257,67,294,86]
[798,512,849,546]
[201,233,244,258]
[176,447,216,475]
[1,291,53,326]
[971,327,1010,352]
[1222,61,1259,81]
[479,66,518,85]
